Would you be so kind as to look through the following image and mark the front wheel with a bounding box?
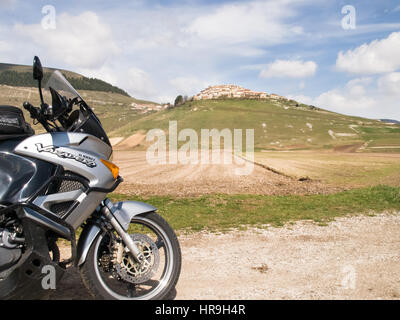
[80,212,181,300]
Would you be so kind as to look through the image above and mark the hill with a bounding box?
[0,63,130,96]
[380,119,400,124]
[0,84,162,134]
[111,97,400,153]
[2,72,399,153]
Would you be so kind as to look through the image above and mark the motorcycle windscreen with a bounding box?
[73,110,111,146]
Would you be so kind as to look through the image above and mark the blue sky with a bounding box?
[1,0,400,119]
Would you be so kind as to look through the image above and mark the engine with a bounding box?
[0,209,24,272]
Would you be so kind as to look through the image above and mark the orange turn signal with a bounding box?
[100,159,119,179]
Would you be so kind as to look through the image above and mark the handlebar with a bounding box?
[23,101,40,117]
[23,98,83,133]
[23,101,52,132]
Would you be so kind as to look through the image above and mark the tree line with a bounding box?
[0,70,130,97]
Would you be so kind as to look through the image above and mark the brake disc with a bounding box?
[114,233,160,284]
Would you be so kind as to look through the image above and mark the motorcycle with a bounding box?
[0,57,181,300]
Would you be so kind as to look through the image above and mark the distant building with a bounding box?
[269,93,286,100]
[193,85,281,101]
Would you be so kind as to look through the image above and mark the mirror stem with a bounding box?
[38,80,45,109]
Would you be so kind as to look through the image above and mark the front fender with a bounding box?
[111,201,157,230]
[76,201,157,267]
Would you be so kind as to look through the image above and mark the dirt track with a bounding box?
[47,150,399,299]
[112,151,338,196]
[49,213,400,300]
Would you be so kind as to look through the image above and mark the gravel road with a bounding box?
[49,213,400,300]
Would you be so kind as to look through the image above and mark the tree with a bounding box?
[0,70,130,96]
[174,95,183,106]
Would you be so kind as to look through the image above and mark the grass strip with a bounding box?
[111,185,400,232]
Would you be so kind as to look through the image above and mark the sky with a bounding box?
[1,0,400,120]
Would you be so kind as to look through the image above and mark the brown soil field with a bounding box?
[254,151,400,188]
[111,150,338,197]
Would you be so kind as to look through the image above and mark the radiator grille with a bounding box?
[58,178,85,193]
[44,171,89,195]
[49,201,75,217]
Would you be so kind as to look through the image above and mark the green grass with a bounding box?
[358,126,400,148]
[111,99,400,152]
[111,185,400,232]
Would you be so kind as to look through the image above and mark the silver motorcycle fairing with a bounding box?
[14,132,115,229]
[76,201,157,266]
[14,132,113,187]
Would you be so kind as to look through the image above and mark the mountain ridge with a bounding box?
[0,62,130,97]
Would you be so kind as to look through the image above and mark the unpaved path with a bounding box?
[113,132,146,150]
[49,213,400,300]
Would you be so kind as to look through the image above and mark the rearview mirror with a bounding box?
[33,56,43,81]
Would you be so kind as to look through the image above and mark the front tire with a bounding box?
[80,212,181,300]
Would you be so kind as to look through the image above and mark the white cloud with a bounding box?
[0,40,11,53]
[184,0,305,46]
[314,90,376,111]
[345,77,373,96]
[287,94,313,105]
[123,67,157,99]
[314,77,377,112]
[169,77,213,96]
[377,72,400,95]
[2,0,398,116]
[260,60,317,78]
[290,76,400,119]
[345,77,373,87]
[14,11,119,70]
[78,65,119,86]
[117,0,309,60]
[82,63,159,102]
[336,31,400,75]
[0,1,314,102]
[317,23,400,40]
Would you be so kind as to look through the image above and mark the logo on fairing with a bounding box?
[35,143,97,168]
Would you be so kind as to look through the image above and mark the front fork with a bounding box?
[100,199,145,263]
